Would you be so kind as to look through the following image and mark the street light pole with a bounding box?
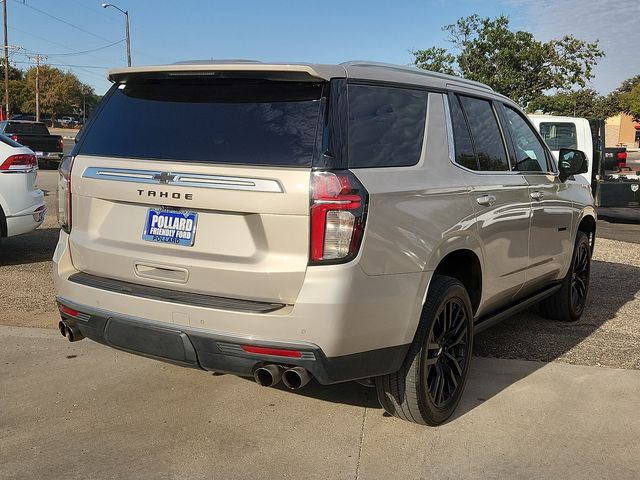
[3,0,10,119]
[101,3,131,67]
[124,9,131,67]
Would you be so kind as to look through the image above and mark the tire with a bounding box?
[539,231,591,322]
[375,275,474,425]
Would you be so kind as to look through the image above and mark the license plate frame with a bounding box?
[142,208,198,247]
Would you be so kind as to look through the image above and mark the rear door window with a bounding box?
[458,96,510,171]
[77,78,325,166]
[449,95,478,170]
[348,84,427,168]
[539,122,578,150]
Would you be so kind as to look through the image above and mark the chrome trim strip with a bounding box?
[82,167,284,193]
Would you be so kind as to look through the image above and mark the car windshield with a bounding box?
[77,77,325,166]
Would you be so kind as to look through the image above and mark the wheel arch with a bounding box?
[577,211,596,252]
[0,203,6,238]
[431,249,482,315]
[423,234,484,315]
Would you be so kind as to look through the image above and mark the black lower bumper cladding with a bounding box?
[56,298,409,385]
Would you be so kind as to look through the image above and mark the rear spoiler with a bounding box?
[107,63,345,83]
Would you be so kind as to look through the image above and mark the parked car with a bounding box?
[0,120,64,169]
[0,134,46,239]
[54,61,596,426]
[59,116,80,128]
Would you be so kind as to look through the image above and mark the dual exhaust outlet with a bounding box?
[58,319,311,390]
[254,364,312,390]
[58,321,84,342]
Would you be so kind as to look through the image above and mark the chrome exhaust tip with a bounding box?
[58,321,67,337]
[282,367,312,390]
[64,324,84,342]
[253,365,284,387]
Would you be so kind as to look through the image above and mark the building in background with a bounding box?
[605,112,640,148]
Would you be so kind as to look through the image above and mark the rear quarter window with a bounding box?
[347,84,427,168]
[539,122,578,150]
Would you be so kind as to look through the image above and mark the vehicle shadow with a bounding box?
[237,376,380,409]
[456,258,640,420]
[0,228,59,266]
[256,259,640,419]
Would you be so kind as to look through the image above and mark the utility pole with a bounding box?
[28,54,47,122]
[3,0,9,119]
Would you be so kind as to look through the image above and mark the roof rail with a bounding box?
[340,61,493,91]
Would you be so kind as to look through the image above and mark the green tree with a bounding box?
[615,75,640,121]
[411,15,604,106]
[0,60,26,114]
[527,89,619,119]
[19,65,85,120]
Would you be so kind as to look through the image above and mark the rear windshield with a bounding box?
[4,122,49,135]
[77,78,324,166]
[539,122,578,150]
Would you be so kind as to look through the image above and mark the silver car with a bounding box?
[53,61,596,425]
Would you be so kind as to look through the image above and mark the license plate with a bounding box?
[142,209,198,246]
[35,151,43,156]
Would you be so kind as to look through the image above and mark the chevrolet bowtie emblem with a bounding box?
[153,172,176,184]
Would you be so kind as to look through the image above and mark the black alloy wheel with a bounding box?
[424,298,468,408]
[376,275,474,425]
[539,231,591,322]
[570,239,590,314]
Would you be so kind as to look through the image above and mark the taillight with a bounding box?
[0,153,37,171]
[10,134,19,142]
[57,155,74,233]
[57,136,64,151]
[310,170,368,264]
[617,151,627,168]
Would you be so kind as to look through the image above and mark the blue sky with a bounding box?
[6,0,639,96]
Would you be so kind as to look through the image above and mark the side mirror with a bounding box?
[558,148,588,182]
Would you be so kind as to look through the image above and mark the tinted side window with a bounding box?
[539,122,577,150]
[459,96,509,171]
[449,95,478,170]
[348,84,427,168]
[503,107,548,172]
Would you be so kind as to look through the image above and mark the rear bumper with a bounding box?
[56,296,409,384]
[53,229,428,382]
[4,204,46,237]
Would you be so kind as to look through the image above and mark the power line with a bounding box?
[12,0,118,44]
[13,60,109,69]
[8,26,122,65]
[23,39,125,57]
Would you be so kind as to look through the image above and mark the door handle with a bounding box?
[530,191,545,201]
[476,195,496,206]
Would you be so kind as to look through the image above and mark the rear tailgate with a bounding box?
[13,134,61,154]
[67,75,325,305]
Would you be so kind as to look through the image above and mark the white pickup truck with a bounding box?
[529,114,639,217]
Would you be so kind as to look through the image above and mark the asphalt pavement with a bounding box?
[2,326,639,480]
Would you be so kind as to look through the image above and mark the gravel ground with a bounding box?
[1,170,639,369]
[475,238,640,370]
